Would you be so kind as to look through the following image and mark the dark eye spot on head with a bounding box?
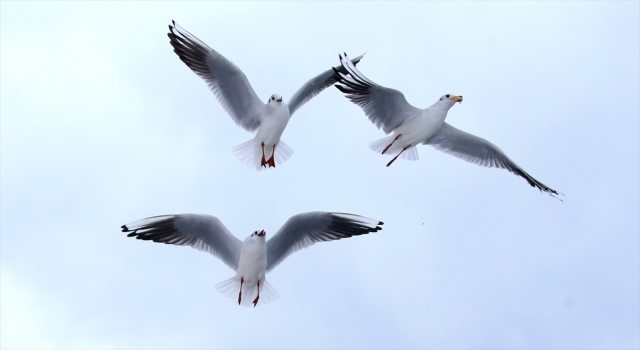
[446,94,450,98]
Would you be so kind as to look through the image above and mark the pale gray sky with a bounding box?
[1,1,638,349]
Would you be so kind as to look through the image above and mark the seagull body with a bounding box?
[232,232,268,306]
[251,96,290,167]
[376,103,450,163]
[167,21,364,170]
[334,54,560,198]
[122,212,383,307]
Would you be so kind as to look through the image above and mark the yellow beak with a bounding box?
[449,95,463,103]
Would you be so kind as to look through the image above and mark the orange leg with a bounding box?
[382,134,402,155]
[386,145,411,167]
[260,143,267,168]
[266,145,276,168]
[252,280,261,307]
[238,277,244,305]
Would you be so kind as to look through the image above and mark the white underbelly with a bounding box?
[394,115,443,147]
[256,115,289,145]
[236,254,267,282]
[255,115,289,160]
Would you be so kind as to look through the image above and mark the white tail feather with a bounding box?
[232,139,294,171]
[273,141,294,166]
[399,146,419,160]
[368,136,419,161]
[368,135,397,154]
[214,277,280,307]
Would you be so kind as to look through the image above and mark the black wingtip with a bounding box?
[126,232,137,237]
[334,84,348,93]
[378,221,384,225]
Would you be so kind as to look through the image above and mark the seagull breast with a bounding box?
[236,237,268,281]
[256,103,291,146]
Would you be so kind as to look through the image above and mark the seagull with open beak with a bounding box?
[122,212,383,307]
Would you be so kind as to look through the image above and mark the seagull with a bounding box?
[122,212,383,307]
[333,53,561,199]
[167,21,364,170]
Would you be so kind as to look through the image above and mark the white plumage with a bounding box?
[334,53,561,198]
[168,21,364,170]
[122,212,383,307]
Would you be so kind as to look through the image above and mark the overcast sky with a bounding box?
[1,1,638,349]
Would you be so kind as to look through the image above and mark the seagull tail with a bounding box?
[232,139,294,171]
[215,277,280,307]
[368,136,419,161]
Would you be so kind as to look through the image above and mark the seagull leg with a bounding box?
[260,143,267,168]
[382,134,402,155]
[252,280,261,307]
[267,145,276,168]
[386,145,411,167]
[238,277,244,305]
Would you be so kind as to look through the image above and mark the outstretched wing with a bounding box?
[424,122,561,198]
[266,212,383,272]
[122,214,243,271]
[333,53,421,134]
[168,21,265,132]
[287,53,365,117]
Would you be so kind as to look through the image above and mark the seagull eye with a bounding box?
[446,94,450,98]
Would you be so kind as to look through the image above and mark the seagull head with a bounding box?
[437,94,463,109]
[268,94,283,104]
[250,230,266,239]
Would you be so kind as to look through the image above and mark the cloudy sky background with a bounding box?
[1,1,638,349]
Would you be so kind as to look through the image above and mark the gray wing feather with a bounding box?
[333,53,422,134]
[266,212,383,272]
[122,214,243,271]
[287,54,365,117]
[168,21,265,132]
[424,123,561,197]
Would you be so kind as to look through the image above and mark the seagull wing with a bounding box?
[424,122,560,197]
[266,212,383,272]
[168,21,265,132]
[122,214,243,271]
[333,53,421,134]
[287,53,365,117]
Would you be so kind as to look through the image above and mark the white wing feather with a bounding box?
[122,214,243,271]
[168,21,265,131]
[266,212,383,272]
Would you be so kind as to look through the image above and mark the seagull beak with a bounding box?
[276,98,282,103]
[257,230,265,237]
[449,95,463,103]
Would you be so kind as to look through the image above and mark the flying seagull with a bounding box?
[333,53,561,199]
[122,212,383,307]
[168,21,364,170]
